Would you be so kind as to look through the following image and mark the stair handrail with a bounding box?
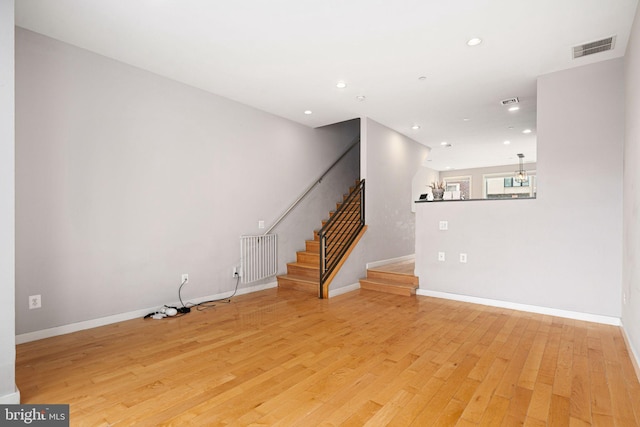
[263,136,360,236]
[318,179,365,298]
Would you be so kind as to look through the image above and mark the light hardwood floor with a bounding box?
[16,287,640,426]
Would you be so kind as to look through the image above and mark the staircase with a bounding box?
[277,181,366,297]
[359,260,418,296]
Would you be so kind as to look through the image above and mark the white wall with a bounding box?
[15,29,359,334]
[416,58,624,317]
[0,0,19,403]
[623,5,640,369]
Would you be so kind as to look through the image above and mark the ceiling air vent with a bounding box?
[500,97,519,106]
[573,36,616,59]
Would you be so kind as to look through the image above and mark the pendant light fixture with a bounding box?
[514,153,528,183]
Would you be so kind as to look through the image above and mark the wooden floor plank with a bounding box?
[14,287,640,425]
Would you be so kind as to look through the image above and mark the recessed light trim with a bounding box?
[503,140,511,145]
[418,76,427,81]
[467,37,482,46]
[356,95,366,101]
[508,106,520,112]
[522,129,532,134]
[412,124,421,130]
[440,141,448,146]
[336,81,347,89]
[462,118,470,122]
[304,110,313,115]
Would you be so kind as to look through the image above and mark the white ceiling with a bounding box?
[15,0,639,171]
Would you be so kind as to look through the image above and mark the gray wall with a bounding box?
[15,29,359,334]
[329,118,429,292]
[363,118,430,260]
[623,6,640,365]
[416,58,624,317]
[0,0,18,403]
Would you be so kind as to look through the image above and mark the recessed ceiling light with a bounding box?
[440,141,448,146]
[503,140,511,145]
[445,166,452,170]
[418,76,427,81]
[412,124,421,130]
[356,95,366,101]
[462,118,470,122]
[467,37,482,46]
[508,106,520,112]
[336,81,347,89]
[522,129,532,134]
[304,110,312,115]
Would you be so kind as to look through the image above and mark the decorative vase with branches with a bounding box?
[429,181,445,201]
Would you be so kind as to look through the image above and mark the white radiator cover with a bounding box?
[240,234,278,284]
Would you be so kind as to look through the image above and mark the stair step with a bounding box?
[297,251,319,264]
[321,219,360,227]
[314,229,358,241]
[337,201,361,210]
[305,240,319,252]
[286,262,319,279]
[359,278,417,296]
[277,275,318,295]
[366,269,419,286]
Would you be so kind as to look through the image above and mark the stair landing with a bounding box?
[359,259,418,296]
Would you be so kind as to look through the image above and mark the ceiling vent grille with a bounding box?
[500,97,519,106]
[573,36,616,59]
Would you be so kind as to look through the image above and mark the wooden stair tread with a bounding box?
[286,261,318,269]
[359,279,417,297]
[276,274,318,296]
[359,278,417,289]
[358,260,419,296]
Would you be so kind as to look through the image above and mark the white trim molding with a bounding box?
[0,388,20,404]
[621,321,640,382]
[416,289,621,326]
[329,282,360,298]
[16,281,277,344]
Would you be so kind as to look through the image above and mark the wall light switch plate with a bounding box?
[460,253,467,263]
[439,221,448,230]
[438,252,445,262]
[258,220,265,229]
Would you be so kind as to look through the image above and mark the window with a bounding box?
[443,176,471,200]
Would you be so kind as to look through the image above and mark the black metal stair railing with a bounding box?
[318,179,365,298]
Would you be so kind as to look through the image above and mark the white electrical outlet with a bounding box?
[181,273,189,283]
[29,294,41,309]
[438,252,445,262]
[460,253,467,263]
[439,221,448,230]
[233,266,240,278]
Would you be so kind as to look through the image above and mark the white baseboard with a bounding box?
[0,388,20,404]
[329,282,360,298]
[16,281,277,344]
[416,289,621,326]
[621,321,640,382]
[366,254,414,270]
